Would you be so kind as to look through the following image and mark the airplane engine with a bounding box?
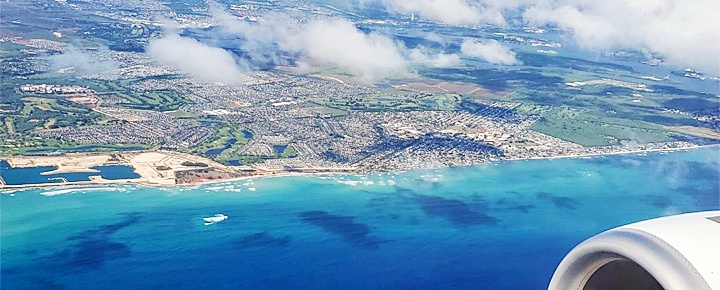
[548,210,720,290]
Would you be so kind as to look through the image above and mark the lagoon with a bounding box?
[0,162,140,185]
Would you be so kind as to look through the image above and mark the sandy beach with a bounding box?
[506,144,716,162]
[2,144,716,192]
[0,151,237,189]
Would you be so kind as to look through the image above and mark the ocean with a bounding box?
[1,147,718,290]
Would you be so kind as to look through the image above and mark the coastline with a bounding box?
[505,144,717,162]
[2,144,717,193]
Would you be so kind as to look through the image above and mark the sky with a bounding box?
[145,0,720,82]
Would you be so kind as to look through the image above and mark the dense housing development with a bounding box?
[1,0,718,186]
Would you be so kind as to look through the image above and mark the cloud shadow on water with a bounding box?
[536,192,580,210]
[676,161,719,182]
[677,186,720,210]
[235,232,291,249]
[4,213,142,289]
[27,276,66,290]
[66,213,142,241]
[410,193,498,226]
[43,213,141,273]
[639,195,674,209]
[299,211,382,250]
[495,197,536,213]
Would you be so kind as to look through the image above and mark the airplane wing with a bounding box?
[548,210,720,290]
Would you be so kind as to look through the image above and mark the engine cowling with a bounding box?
[548,210,720,290]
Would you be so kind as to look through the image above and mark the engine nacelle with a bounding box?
[548,210,720,290]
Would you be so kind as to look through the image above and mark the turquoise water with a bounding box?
[0,163,140,185]
[1,148,718,289]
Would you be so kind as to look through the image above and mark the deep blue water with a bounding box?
[204,148,225,157]
[1,147,718,289]
[205,138,238,157]
[273,145,288,154]
[0,163,140,185]
[227,160,242,166]
[242,130,254,140]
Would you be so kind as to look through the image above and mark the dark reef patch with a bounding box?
[494,196,535,213]
[682,162,720,182]
[1,266,22,276]
[411,194,498,226]
[366,195,414,211]
[26,277,65,290]
[3,214,142,289]
[42,213,141,273]
[504,204,536,213]
[537,192,580,210]
[235,232,291,249]
[393,187,499,225]
[395,187,417,196]
[67,213,142,241]
[47,239,132,271]
[640,195,674,208]
[23,249,39,255]
[676,186,720,210]
[299,211,381,250]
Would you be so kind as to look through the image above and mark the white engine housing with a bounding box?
[548,210,720,290]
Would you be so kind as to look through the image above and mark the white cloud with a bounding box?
[424,32,445,45]
[409,49,461,67]
[210,4,292,43]
[146,32,249,84]
[379,0,507,26]
[209,8,407,79]
[461,39,520,65]
[47,47,119,76]
[283,19,408,80]
[363,0,720,74]
[208,6,465,80]
[382,0,481,25]
[523,0,720,75]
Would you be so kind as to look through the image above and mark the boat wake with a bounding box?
[203,214,228,226]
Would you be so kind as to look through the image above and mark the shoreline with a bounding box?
[505,144,717,162]
[1,144,717,193]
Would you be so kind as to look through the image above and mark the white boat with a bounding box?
[203,214,228,225]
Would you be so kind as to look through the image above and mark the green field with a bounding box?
[305,91,463,112]
[517,104,676,146]
[1,0,717,161]
[75,79,193,111]
[10,96,107,132]
[0,135,148,155]
[277,145,298,158]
